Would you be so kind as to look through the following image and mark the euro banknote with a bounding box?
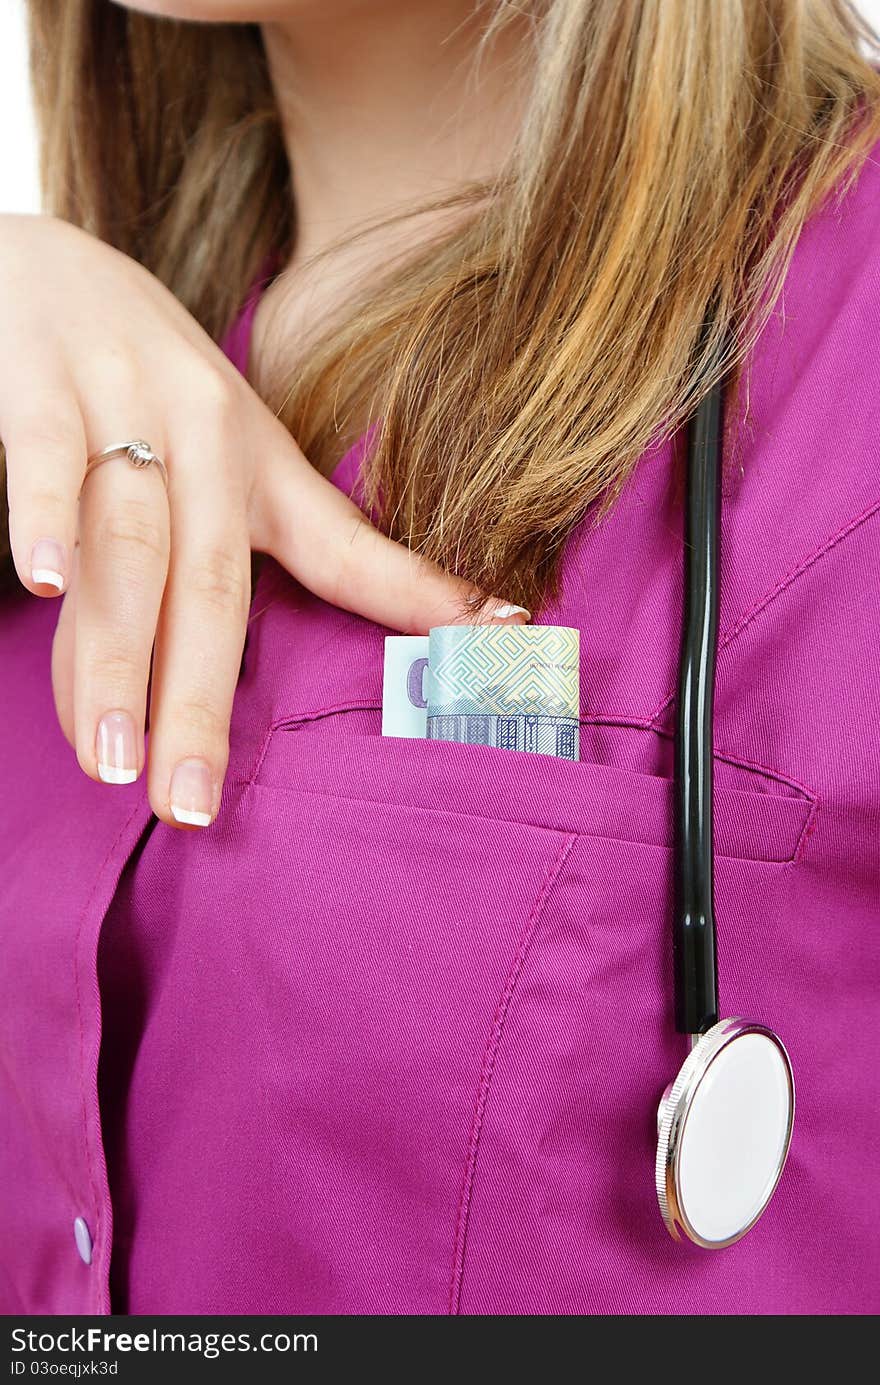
[427,625,580,759]
[382,626,580,760]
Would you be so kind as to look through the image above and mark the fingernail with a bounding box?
[169,758,215,827]
[488,601,531,622]
[96,710,139,784]
[30,538,67,592]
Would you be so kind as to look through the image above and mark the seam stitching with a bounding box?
[578,717,814,801]
[710,746,815,801]
[448,832,576,1315]
[648,498,880,725]
[793,793,822,864]
[251,704,382,780]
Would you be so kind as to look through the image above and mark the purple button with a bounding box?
[73,1216,92,1265]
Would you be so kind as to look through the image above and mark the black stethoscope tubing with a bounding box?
[675,360,723,1035]
[657,329,795,1248]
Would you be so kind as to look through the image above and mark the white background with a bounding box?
[2,0,880,214]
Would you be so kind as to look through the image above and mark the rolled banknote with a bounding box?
[426,625,580,760]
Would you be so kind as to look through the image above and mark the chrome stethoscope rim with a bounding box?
[656,1017,795,1249]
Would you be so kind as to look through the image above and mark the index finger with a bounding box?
[253,433,530,633]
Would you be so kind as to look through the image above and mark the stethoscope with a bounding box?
[656,337,795,1248]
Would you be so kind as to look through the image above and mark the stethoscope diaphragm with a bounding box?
[656,1018,795,1248]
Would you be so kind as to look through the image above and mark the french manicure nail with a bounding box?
[169,758,214,827]
[96,710,139,784]
[30,538,67,592]
[490,602,531,621]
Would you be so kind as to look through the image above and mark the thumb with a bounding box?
[253,437,530,634]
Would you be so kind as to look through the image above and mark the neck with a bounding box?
[262,2,527,266]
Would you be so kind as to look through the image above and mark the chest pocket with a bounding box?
[248,564,813,866]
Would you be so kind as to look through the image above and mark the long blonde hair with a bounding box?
[8,0,880,611]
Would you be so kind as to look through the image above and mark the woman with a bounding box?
[1,0,878,1315]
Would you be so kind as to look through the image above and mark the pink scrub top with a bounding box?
[2,143,880,1317]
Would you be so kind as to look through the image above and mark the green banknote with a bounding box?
[425,625,580,760]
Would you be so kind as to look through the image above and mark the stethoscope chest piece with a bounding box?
[656,1018,795,1248]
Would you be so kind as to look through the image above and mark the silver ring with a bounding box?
[84,440,168,490]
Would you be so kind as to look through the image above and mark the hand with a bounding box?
[0,215,528,828]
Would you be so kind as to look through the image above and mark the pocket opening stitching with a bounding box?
[267,707,815,806]
[256,709,812,860]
